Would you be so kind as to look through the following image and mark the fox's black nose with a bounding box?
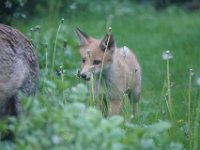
[81,73,87,79]
[80,73,90,80]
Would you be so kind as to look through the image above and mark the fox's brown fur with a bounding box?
[0,24,38,118]
[76,28,141,115]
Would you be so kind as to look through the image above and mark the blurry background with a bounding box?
[1,0,199,24]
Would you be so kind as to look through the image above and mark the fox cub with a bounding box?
[0,24,38,118]
[76,28,141,115]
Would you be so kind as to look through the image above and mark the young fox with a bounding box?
[76,28,141,115]
[0,24,38,118]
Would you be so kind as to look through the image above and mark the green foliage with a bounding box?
[7,100,124,150]
[123,121,182,150]
[0,94,182,150]
[65,83,88,102]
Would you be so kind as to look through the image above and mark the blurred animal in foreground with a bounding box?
[0,24,38,118]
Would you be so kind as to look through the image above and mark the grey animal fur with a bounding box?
[0,24,39,118]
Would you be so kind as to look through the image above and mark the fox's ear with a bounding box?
[100,34,115,52]
[75,28,89,46]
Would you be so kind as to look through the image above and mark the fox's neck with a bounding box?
[101,62,113,87]
[93,62,114,99]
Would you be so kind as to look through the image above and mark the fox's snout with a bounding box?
[80,63,91,80]
[80,72,90,80]
[80,62,102,81]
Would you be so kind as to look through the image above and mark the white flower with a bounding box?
[162,50,173,60]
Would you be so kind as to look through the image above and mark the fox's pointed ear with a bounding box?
[100,34,115,52]
[75,28,89,46]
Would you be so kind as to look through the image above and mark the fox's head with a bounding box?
[76,28,115,81]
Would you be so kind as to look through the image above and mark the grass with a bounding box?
[1,4,200,150]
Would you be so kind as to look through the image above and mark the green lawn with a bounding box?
[1,5,200,150]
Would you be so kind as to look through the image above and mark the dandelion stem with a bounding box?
[43,44,48,94]
[166,57,173,120]
[45,43,48,75]
[193,95,200,150]
[97,27,111,100]
[35,25,40,50]
[188,69,193,150]
[86,50,95,106]
[188,69,193,123]
[51,18,64,77]
[90,73,95,106]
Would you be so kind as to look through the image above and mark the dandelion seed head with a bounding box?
[45,43,48,48]
[35,25,40,31]
[86,49,91,57]
[189,69,194,76]
[177,119,184,123]
[61,18,64,23]
[108,27,112,34]
[70,2,77,10]
[130,114,134,119]
[86,49,90,53]
[89,65,95,73]
[122,46,129,57]
[162,50,173,60]
[57,66,65,75]
[30,28,34,32]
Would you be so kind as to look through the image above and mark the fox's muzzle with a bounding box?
[80,72,90,81]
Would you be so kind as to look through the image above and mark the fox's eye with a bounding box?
[82,58,86,64]
[93,60,101,65]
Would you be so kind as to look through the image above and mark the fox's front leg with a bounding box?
[132,102,138,115]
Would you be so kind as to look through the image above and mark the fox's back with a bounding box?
[110,46,141,101]
[114,46,140,76]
